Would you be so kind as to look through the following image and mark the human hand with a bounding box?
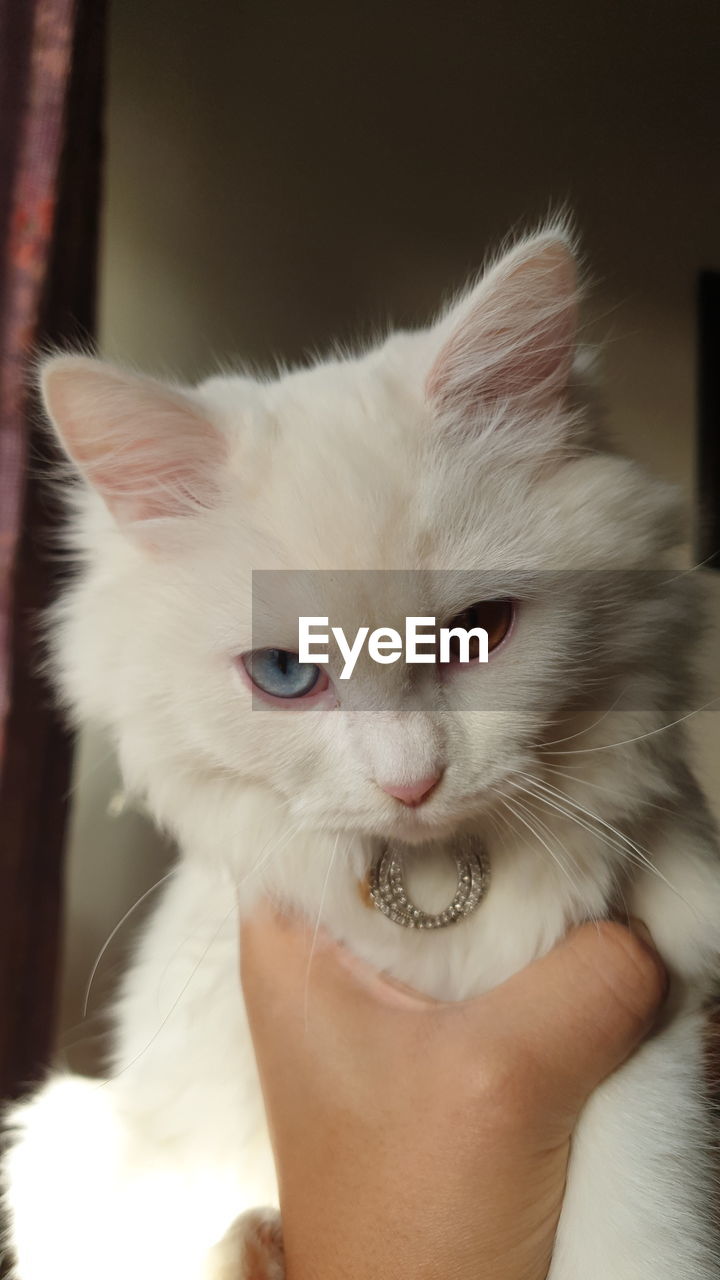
[241,908,667,1280]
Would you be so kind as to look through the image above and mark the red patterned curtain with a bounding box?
[0,0,105,1104]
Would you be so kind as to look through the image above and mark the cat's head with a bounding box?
[42,228,683,858]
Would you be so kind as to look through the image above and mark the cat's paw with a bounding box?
[205,1208,284,1280]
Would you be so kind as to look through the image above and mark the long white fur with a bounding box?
[3,227,720,1279]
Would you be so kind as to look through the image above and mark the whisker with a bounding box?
[303,832,341,1032]
[539,763,676,816]
[235,817,306,894]
[505,790,587,898]
[99,899,239,1089]
[83,870,176,1018]
[154,817,306,1013]
[544,696,720,756]
[498,795,584,901]
[538,688,627,749]
[514,772,657,871]
[511,778,659,899]
[512,772,703,924]
[659,550,720,585]
[62,741,121,805]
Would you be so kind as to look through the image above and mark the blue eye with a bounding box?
[243,649,323,699]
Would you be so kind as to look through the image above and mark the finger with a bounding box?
[239,903,326,1011]
[240,903,438,1014]
[482,919,668,1111]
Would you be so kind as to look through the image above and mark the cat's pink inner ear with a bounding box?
[426,236,579,416]
[41,357,226,526]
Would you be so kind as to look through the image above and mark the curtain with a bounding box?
[0,0,105,1106]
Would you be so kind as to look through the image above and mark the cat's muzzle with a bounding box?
[368,835,490,930]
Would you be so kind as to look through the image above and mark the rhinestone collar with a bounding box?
[368,836,490,930]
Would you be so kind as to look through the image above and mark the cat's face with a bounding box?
[43,229,678,856]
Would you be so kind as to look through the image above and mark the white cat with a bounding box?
[4,227,720,1279]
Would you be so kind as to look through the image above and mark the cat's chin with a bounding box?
[380,821,474,847]
[373,808,487,847]
[359,815,491,859]
[322,804,490,852]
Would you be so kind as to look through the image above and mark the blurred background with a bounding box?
[1,0,719,1085]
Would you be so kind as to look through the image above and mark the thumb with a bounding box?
[484,919,669,1119]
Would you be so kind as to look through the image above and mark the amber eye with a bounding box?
[442,600,514,662]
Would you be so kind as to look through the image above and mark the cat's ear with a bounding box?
[426,231,578,419]
[41,355,226,532]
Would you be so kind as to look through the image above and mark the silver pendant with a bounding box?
[369,837,490,930]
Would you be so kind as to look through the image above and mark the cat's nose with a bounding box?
[378,771,443,807]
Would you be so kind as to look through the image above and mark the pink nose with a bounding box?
[379,771,443,807]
